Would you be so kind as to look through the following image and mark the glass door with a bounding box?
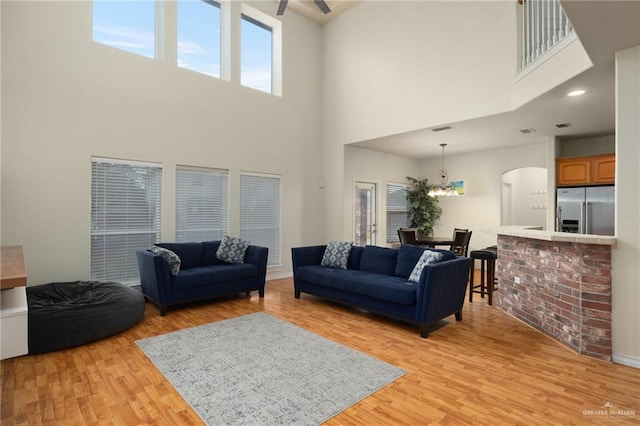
[354,181,377,246]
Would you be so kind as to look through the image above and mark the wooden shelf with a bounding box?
[1,246,27,289]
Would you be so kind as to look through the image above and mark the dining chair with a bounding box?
[450,230,472,256]
[398,228,419,245]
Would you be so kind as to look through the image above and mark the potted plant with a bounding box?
[406,176,442,237]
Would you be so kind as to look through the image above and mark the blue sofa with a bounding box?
[136,241,268,315]
[292,244,472,338]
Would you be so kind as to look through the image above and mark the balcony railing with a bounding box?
[519,0,574,70]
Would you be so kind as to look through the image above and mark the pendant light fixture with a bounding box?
[428,143,458,197]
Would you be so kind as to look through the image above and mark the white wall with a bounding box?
[419,143,548,252]
[343,146,422,245]
[612,45,640,365]
[501,167,547,229]
[321,0,517,241]
[1,1,324,284]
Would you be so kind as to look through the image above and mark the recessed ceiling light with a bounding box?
[567,90,586,97]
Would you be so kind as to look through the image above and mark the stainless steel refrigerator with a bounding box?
[556,186,615,235]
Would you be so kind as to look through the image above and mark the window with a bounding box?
[93,0,156,59]
[178,0,221,78]
[91,158,162,285]
[386,183,409,243]
[241,13,273,93]
[240,173,281,266]
[176,166,228,242]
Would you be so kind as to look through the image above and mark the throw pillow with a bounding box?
[216,235,250,264]
[151,246,181,276]
[321,241,353,269]
[408,250,443,283]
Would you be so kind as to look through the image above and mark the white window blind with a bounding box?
[176,166,228,242]
[91,158,162,285]
[240,173,281,266]
[386,183,409,243]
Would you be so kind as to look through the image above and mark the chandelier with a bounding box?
[428,143,458,197]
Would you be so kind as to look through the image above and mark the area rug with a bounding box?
[136,312,405,426]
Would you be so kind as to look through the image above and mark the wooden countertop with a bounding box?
[1,246,27,289]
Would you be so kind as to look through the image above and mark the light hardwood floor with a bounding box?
[2,277,639,425]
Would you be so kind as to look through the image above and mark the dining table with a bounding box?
[415,237,455,248]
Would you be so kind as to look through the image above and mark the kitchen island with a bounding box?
[491,227,615,361]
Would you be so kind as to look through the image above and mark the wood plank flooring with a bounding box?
[2,277,639,425]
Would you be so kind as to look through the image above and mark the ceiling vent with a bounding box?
[555,122,572,128]
[432,126,452,132]
[520,128,536,134]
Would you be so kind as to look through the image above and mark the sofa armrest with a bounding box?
[244,245,269,285]
[135,250,172,304]
[415,256,472,323]
[291,245,327,271]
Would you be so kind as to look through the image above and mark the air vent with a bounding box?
[555,122,572,128]
[520,128,536,134]
[432,126,452,132]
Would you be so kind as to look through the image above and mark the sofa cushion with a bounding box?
[202,241,225,266]
[150,246,181,276]
[408,250,443,282]
[171,264,258,290]
[216,235,250,264]
[347,246,364,270]
[296,265,416,305]
[359,246,398,276]
[321,241,353,269]
[156,242,204,269]
[395,245,427,278]
[430,248,457,262]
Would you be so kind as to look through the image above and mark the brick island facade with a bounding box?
[497,235,612,361]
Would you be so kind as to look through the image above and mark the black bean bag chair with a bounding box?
[27,281,145,354]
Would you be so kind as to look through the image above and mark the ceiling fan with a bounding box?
[276,0,332,16]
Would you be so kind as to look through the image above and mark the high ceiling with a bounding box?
[278,1,640,159]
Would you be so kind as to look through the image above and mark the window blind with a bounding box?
[91,158,162,285]
[240,173,281,266]
[386,183,409,243]
[176,166,228,242]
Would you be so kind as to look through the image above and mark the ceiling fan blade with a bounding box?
[313,0,331,14]
[276,0,288,16]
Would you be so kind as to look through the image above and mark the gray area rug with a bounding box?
[136,312,405,426]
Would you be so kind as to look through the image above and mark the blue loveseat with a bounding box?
[136,241,268,315]
[292,244,472,338]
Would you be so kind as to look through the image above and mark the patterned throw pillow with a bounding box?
[151,246,181,276]
[408,250,443,283]
[321,241,353,269]
[216,235,250,264]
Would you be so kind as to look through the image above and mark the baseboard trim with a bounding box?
[613,353,640,369]
[267,271,293,281]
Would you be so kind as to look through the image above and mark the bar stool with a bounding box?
[469,246,498,305]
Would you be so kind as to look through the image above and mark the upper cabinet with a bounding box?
[556,154,615,186]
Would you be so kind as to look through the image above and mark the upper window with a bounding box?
[240,173,281,266]
[386,183,409,244]
[91,158,162,285]
[93,0,156,59]
[178,0,221,78]
[241,13,273,94]
[176,166,228,242]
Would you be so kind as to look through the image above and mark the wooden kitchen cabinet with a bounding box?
[556,154,615,186]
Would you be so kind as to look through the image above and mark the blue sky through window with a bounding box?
[241,15,272,94]
[93,1,273,93]
[93,1,156,59]
[178,0,221,78]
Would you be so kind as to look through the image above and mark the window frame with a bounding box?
[239,171,282,267]
[386,182,410,244]
[175,165,229,243]
[90,157,163,286]
[240,4,282,96]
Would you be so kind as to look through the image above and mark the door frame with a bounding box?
[352,178,379,246]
